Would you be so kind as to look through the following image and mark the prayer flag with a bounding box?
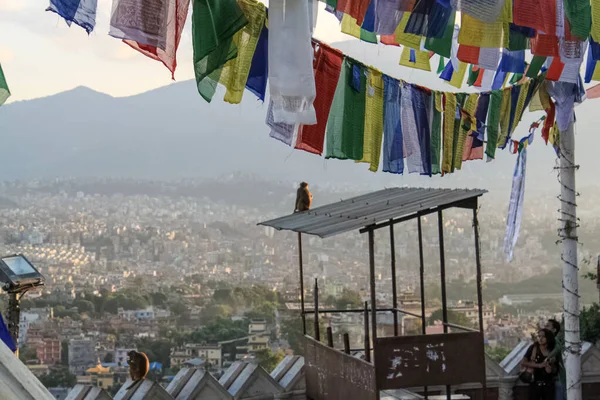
[47,0,97,34]
[358,68,385,171]
[0,64,10,106]
[246,19,268,101]
[382,76,404,174]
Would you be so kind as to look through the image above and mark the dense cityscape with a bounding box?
[0,177,598,398]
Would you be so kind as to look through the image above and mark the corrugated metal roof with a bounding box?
[258,187,486,238]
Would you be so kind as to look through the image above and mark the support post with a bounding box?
[363,301,370,363]
[343,333,351,354]
[473,206,485,334]
[418,217,429,400]
[438,210,451,400]
[313,278,320,342]
[368,230,377,361]
[326,327,334,348]
[417,217,427,335]
[298,233,306,335]
[390,223,398,336]
[473,204,487,397]
[7,292,20,350]
[559,122,581,400]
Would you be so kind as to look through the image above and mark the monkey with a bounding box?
[126,350,149,390]
[294,182,312,213]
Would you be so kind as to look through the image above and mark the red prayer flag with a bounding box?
[474,68,485,87]
[542,102,555,143]
[546,57,565,81]
[295,43,344,155]
[123,0,191,79]
[338,0,371,26]
[513,0,546,32]
[531,34,559,57]
[381,35,400,46]
[457,45,480,65]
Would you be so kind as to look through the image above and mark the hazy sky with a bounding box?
[0,0,354,102]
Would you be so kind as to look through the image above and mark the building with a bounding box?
[79,362,115,390]
[170,344,222,368]
[117,307,155,321]
[18,312,41,348]
[36,338,61,365]
[68,339,97,375]
[247,335,270,352]
[248,320,268,336]
[114,348,136,367]
[449,301,496,329]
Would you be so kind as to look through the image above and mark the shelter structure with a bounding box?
[259,187,488,400]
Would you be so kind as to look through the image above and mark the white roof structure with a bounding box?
[0,340,55,400]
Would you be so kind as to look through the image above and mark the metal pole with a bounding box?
[559,121,581,400]
[473,206,485,334]
[473,204,487,397]
[368,230,377,358]
[364,301,370,363]
[417,217,427,335]
[390,222,398,336]
[7,292,20,350]
[298,233,306,335]
[438,210,451,400]
[314,278,320,341]
[343,333,351,354]
[418,216,429,400]
[326,327,334,348]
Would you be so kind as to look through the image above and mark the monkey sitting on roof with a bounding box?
[295,182,312,213]
[126,350,149,390]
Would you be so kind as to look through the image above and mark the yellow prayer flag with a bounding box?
[592,62,600,81]
[399,47,431,71]
[592,0,600,42]
[395,13,422,49]
[449,62,468,89]
[497,88,512,147]
[511,80,531,134]
[442,93,457,173]
[359,69,385,172]
[341,14,362,40]
[220,0,266,104]
[454,94,479,170]
[435,91,443,112]
[458,14,504,48]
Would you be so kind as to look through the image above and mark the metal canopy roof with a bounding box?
[258,187,486,238]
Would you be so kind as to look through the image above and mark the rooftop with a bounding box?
[258,187,486,238]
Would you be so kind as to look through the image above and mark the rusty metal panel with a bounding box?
[303,336,377,400]
[374,332,486,390]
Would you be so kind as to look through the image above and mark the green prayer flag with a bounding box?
[325,0,337,9]
[510,73,523,84]
[341,60,367,160]
[192,0,247,101]
[326,60,349,160]
[564,0,592,40]
[450,93,466,172]
[0,64,10,106]
[526,56,546,78]
[485,90,502,159]
[424,11,455,58]
[437,57,446,74]
[360,29,378,44]
[508,28,529,51]
[467,65,480,86]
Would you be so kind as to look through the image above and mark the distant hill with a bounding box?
[0,48,597,194]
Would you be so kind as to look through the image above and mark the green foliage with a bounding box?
[485,345,511,363]
[245,301,277,324]
[73,299,95,314]
[428,309,474,329]
[38,367,76,388]
[255,348,285,372]
[201,304,233,324]
[335,289,363,310]
[280,315,325,356]
[61,341,69,366]
[18,346,38,363]
[136,338,173,369]
[581,303,600,345]
[188,317,248,344]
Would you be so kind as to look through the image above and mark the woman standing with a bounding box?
[521,328,557,400]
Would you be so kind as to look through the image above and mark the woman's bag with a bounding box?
[519,345,537,383]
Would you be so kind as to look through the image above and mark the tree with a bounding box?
[427,309,474,329]
[335,289,363,310]
[255,348,285,372]
[18,346,38,363]
[61,340,69,366]
[244,301,277,324]
[580,303,600,345]
[73,299,95,314]
[485,345,511,363]
[38,367,76,388]
[280,315,325,356]
[136,338,173,369]
[103,352,114,363]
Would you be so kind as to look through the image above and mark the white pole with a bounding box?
[559,121,581,400]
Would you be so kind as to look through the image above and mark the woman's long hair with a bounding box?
[539,328,556,351]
